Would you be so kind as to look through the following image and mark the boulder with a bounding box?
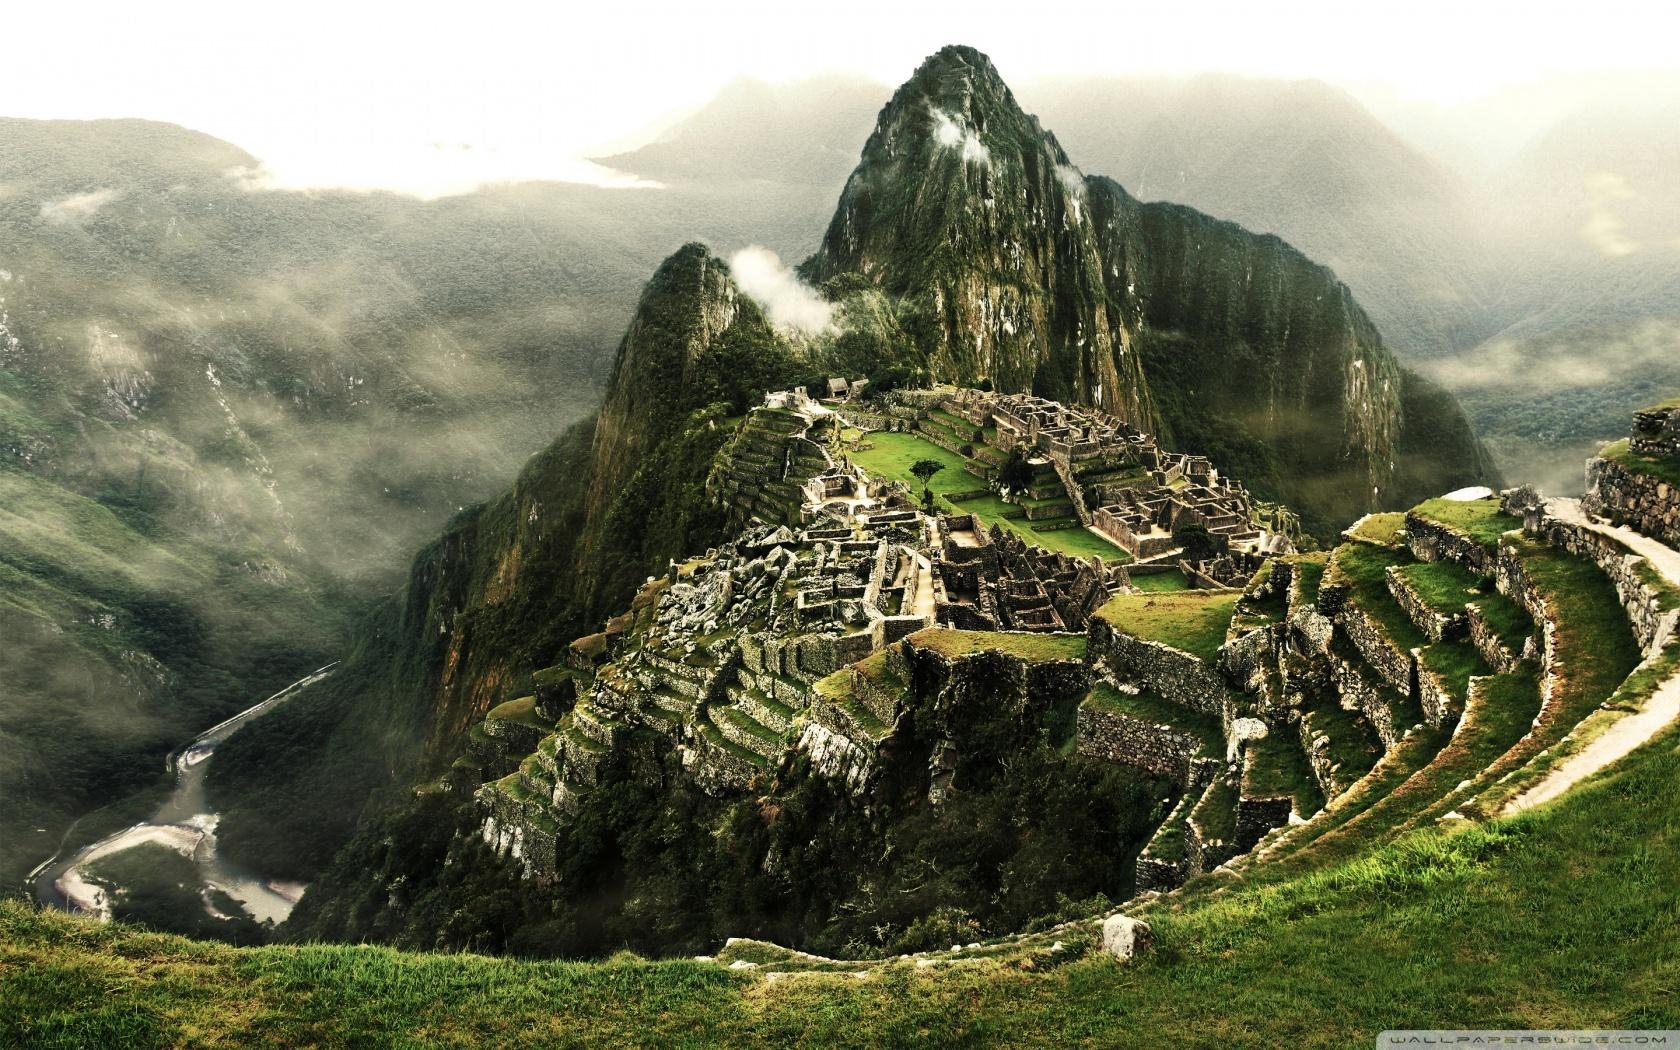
[1101,914,1154,960]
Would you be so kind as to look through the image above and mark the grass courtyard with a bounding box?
[846,431,1129,562]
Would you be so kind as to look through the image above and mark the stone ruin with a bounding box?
[1630,402,1680,460]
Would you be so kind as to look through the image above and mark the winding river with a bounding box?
[27,663,337,924]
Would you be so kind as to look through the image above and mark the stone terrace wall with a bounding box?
[1466,603,1527,674]
[1585,455,1680,550]
[1405,513,1497,575]
[1076,706,1218,787]
[1338,602,1414,697]
[1385,566,1467,643]
[1532,511,1679,655]
[1088,620,1230,719]
[1630,404,1680,458]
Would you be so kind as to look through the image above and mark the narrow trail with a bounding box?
[1505,499,1680,815]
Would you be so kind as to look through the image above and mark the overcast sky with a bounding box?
[7,0,1676,195]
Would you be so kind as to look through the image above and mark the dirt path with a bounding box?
[1504,499,1680,814]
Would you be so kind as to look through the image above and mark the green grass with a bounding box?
[1419,640,1486,707]
[1392,561,1485,616]
[1601,437,1680,487]
[1410,498,1523,549]
[1097,591,1241,663]
[908,628,1087,663]
[1301,696,1382,784]
[1347,512,1405,547]
[1191,777,1238,843]
[1243,732,1324,815]
[1082,684,1224,754]
[486,696,551,729]
[11,713,1680,1044]
[1328,543,1428,651]
[849,430,1128,561]
[1130,570,1190,593]
[1471,591,1534,652]
[1294,555,1328,607]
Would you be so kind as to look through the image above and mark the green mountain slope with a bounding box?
[207,245,802,874]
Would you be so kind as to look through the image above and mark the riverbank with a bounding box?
[29,665,335,938]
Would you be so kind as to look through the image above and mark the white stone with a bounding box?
[1100,914,1153,960]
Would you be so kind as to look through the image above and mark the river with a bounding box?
[27,663,337,925]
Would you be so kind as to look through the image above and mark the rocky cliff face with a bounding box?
[210,245,802,873]
[804,47,1153,425]
[806,45,1492,531]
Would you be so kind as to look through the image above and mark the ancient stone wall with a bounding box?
[1532,511,1680,655]
[1583,455,1680,554]
[1233,795,1293,850]
[1385,566,1467,643]
[1075,706,1212,786]
[1088,620,1230,719]
[1405,513,1497,575]
[1630,405,1680,458]
[1338,602,1414,697]
[1466,603,1526,674]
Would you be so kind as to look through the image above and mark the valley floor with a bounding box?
[5,714,1678,1047]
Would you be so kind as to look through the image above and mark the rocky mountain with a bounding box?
[207,245,803,873]
[211,45,1494,908]
[804,47,1492,531]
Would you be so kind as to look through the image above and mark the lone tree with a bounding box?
[998,446,1035,501]
[910,458,946,509]
[1172,519,1219,561]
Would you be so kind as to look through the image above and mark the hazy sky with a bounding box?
[7,0,1676,195]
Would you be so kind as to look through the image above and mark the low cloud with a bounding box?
[1580,171,1639,257]
[931,107,990,165]
[728,246,835,336]
[40,188,121,224]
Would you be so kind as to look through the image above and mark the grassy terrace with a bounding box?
[1191,777,1239,843]
[11,716,1680,1043]
[1392,560,1484,616]
[1601,437,1680,487]
[813,670,890,738]
[1410,498,1523,549]
[1472,591,1534,651]
[1130,569,1190,593]
[1328,542,1428,651]
[908,628,1087,663]
[1243,732,1324,816]
[1083,683,1224,754]
[1346,512,1405,547]
[1096,592,1240,662]
[485,696,552,729]
[1294,554,1328,606]
[1436,539,1643,808]
[1301,696,1382,784]
[848,430,1129,562]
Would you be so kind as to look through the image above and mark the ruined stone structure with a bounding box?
[468,391,1679,914]
[1584,403,1680,549]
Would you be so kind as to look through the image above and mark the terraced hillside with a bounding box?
[11,479,1680,1045]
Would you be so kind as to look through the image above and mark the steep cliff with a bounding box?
[805,45,1492,532]
[209,245,801,873]
[802,48,1154,425]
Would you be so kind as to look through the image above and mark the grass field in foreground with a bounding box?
[847,431,1129,562]
[7,717,1679,1047]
